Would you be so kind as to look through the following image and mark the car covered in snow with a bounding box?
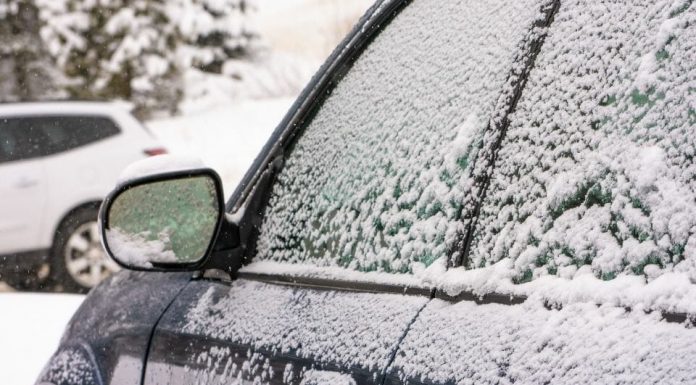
[38,0,696,384]
[0,102,166,292]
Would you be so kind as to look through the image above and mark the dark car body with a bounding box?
[40,0,696,384]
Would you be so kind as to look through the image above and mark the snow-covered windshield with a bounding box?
[469,0,696,283]
[254,0,547,274]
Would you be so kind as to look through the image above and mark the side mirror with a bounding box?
[99,168,225,271]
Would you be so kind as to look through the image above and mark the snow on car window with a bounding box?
[391,299,696,385]
[255,0,546,274]
[468,0,696,283]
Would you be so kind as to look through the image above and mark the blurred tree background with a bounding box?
[0,0,259,118]
[0,0,65,102]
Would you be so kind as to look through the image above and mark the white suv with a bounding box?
[0,102,166,292]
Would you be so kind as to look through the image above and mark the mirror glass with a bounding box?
[105,175,220,268]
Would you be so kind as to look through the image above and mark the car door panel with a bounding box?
[146,334,361,385]
[144,279,429,385]
[36,271,192,385]
[384,299,696,385]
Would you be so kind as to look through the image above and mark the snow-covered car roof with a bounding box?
[0,101,133,117]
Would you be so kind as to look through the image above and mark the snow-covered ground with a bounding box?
[0,293,84,385]
[148,97,294,197]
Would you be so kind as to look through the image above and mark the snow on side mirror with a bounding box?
[99,156,225,271]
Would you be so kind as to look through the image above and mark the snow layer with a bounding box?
[240,260,424,288]
[182,279,428,374]
[106,228,177,268]
[243,255,696,316]
[256,0,548,273]
[469,0,696,283]
[424,257,696,315]
[300,370,356,385]
[392,298,696,385]
[117,154,205,184]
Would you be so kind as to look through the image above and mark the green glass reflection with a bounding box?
[107,176,219,267]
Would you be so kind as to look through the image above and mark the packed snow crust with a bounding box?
[255,0,548,274]
[182,279,428,374]
[392,298,696,385]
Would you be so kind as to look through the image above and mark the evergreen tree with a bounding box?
[170,0,259,74]
[0,0,64,102]
[38,0,182,117]
[2,0,260,115]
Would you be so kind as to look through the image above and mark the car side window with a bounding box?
[254,0,551,274]
[0,118,43,163]
[0,130,14,162]
[22,115,121,156]
[468,0,696,282]
[0,115,121,163]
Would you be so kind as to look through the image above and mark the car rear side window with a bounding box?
[468,0,696,282]
[254,0,550,274]
[0,119,27,163]
[0,115,120,163]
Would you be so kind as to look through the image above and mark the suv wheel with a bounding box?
[51,207,120,293]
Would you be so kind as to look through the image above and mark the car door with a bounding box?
[384,1,696,384]
[0,118,48,255]
[143,0,558,383]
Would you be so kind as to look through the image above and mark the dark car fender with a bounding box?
[36,270,192,385]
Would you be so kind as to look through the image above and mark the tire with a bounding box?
[50,206,120,293]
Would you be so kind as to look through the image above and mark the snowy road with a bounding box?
[0,293,84,385]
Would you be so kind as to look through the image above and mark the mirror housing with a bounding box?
[99,168,228,272]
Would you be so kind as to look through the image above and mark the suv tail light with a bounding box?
[144,147,168,156]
